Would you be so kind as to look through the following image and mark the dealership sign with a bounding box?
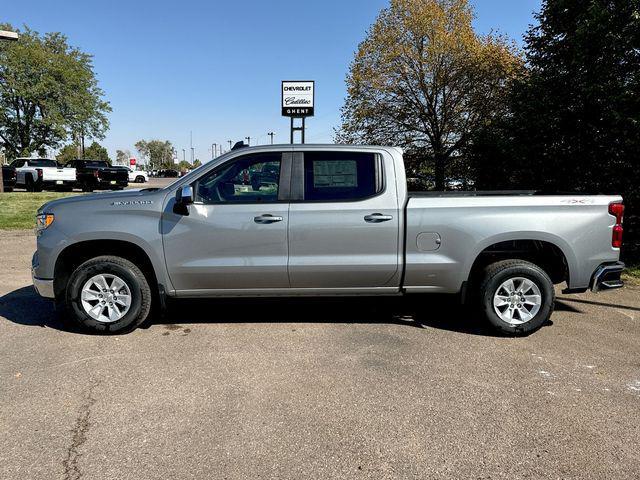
[281,81,314,117]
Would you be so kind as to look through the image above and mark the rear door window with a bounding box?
[302,151,381,201]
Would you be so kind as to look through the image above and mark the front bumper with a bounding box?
[590,262,625,292]
[32,252,55,298]
[32,273,55,298]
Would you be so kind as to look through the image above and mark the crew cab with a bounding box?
[31,145,625,334]
[11,158,76,191]
[2,164,17,191]
[66,159,129,192]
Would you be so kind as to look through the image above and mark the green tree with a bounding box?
[335,0,521,190]
[115,149,130,166]
[56,141,109,163]
[0,25,111,160]
[56,143,79,164]
[84,141,110,162]
[483,0,640,260]
[135,139,175,170]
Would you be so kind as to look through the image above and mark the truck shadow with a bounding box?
[1,286,552,337]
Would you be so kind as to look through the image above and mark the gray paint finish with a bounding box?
[33,144,622,300]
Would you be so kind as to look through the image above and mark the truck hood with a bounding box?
[39,188,165,214]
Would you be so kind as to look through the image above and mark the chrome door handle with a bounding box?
[254,214,284,224]
[364,213,394,223]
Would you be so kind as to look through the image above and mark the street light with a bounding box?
[0,30,18,193]
[268,132,275,144]
[245,136,250,146]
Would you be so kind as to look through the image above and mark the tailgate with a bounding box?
[100,168,129,182]
[44,167,76,181]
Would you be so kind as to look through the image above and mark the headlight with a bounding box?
[36,213,55,231]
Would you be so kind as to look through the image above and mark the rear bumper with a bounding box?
[95,179,128,189]
[42,180,75,188]
[590,262,625,292]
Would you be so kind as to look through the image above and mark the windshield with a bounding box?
[168,151,235,189]
[27,159,57,167]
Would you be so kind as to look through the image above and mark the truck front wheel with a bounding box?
[479,259,554,335]
[65,256,152,333]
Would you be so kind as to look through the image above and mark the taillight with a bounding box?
[609,201,624,248]
[612,225,623,248]
[93,170,100,178]
[608,202,624,223]
[36,168,43,178]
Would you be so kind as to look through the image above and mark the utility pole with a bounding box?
[245,136,250,146]
[182,149,186,162]
[0,30,19,194]
[228,140,232,150]
[268,132,275,144]
[189,131,194,164]
[212,143,217,160]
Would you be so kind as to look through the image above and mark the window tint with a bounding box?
[194,153,282,204]
[26,159,57,167]
[303,152,380,201]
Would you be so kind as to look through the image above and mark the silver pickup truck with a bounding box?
[31,145,625,334]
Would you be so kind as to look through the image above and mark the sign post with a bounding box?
[281,81,314,144]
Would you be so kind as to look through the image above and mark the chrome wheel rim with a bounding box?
[81,274,132,323]
[493,277,542,325]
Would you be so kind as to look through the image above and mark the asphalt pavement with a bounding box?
[0,230,638,479]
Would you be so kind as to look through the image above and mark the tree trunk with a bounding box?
[434,151,446,191]
[0,167,4,193]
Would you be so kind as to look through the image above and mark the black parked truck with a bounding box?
[2,165,17,191]
[67,160,129,192]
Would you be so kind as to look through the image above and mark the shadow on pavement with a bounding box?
[557,296,640,312]
[0,286,74,331]
[0,286,561,337]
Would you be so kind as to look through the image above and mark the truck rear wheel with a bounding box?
[65,256,152,333]
[479,259,554,335]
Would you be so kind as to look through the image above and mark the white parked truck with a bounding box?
[11,158,76,191]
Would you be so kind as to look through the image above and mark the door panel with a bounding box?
[288,150,400,289]
[162,152,290,292]
[163,203,289,291]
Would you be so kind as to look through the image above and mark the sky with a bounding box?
[3,0,541,163]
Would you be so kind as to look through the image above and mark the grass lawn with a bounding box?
[623,264,640,285]
[0,192,79,230]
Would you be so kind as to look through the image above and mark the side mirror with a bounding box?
[173,185,194,215]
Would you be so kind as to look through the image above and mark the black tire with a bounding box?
[81,183,93,193]
[4,187,13,192]
[66,256,152,333]
[479,259,554,335]
[33,180,43,192]
[251,180,261,191]
[135,176,145,183]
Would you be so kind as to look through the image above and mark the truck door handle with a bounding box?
[364,213,394,223]
[254,214,284,224]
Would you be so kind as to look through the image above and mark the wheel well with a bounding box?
[468,240,568,286]
[53,240,158,300]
